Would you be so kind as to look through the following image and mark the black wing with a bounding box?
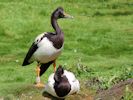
[40,61,53,76]
[22,42,38,66]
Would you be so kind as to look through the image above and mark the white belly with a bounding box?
[33,37,63,63]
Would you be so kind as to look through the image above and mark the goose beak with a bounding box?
[63,12,74,19]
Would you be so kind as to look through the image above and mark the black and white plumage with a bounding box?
[22,7,73,87]
[22,32,63,67]
[45,66,80,98]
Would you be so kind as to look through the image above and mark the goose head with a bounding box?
[52,7,73,19]
[54,65,64,82]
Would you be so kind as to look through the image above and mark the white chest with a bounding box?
[33,37,63,63]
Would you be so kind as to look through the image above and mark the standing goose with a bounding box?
[22,7,73,87]
[44,65,80,99]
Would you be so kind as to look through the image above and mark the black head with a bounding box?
[54,65,64,82]
[52,7,73,19]
[56,65,64,76]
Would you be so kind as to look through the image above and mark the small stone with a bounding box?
[29,96,32,99]
[15,60,19,63]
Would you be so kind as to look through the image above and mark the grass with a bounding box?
[0,0,133,99]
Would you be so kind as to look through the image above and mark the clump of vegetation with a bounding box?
[85,66,133,91]
[108,67,133,86]
[122,85,133,100]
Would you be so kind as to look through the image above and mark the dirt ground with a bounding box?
[94,79,133,100]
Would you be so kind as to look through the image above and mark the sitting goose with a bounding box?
[22,7,73,87]
[44,65,80,99]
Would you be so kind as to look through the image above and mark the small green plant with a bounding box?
[109,66,133,86]
[122,85,133,100]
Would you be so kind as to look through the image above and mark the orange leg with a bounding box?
[36,65,40,77]
[53,60,56,72]
[34,64,44,88]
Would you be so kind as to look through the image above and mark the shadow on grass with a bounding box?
[42,91,64,100]
[42,90,92,100]
[93,10,133,17]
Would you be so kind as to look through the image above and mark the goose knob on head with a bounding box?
[44,65,80,99]
[22,7,73,88]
